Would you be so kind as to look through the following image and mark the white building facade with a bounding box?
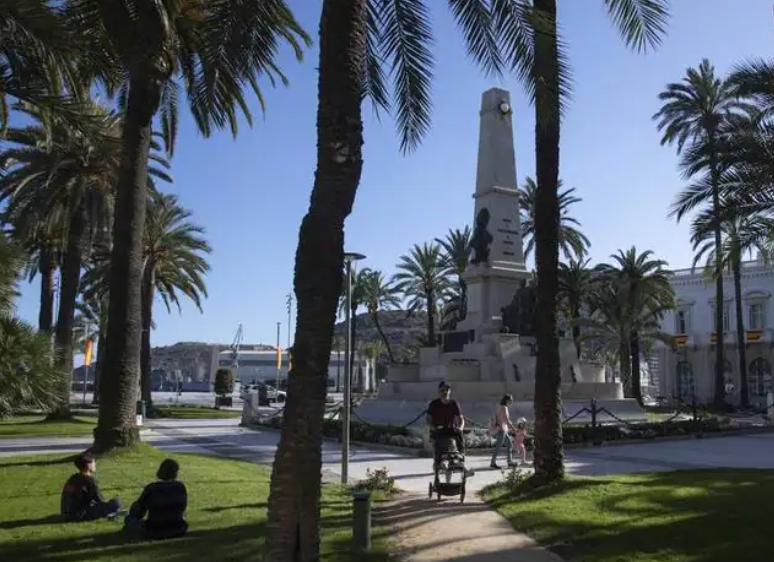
[211,348,374,392]
[654,258,774,405]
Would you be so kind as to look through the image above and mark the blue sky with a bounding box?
[12,0,774,351]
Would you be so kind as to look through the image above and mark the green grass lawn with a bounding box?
[0,444,390,562]
[151,406,242,420]
[485,470,774,562]
[0,415,96,438]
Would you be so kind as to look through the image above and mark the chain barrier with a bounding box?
[351,407,428,430]
[561,407,591,425]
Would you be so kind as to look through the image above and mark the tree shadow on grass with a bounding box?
[0,453,80,468]
[0,493,390,562]
[490,470,774,562]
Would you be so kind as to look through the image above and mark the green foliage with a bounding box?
[0,316,66,417]
[214,368,234,397]
[354,467,397,497]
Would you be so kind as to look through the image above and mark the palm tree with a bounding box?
[0,0,90,131]
[654,59,755,408]
[436,226,471,324]
[557,258,596,359]
[594,248,674,405]
[339,267,369,383]
[580,281,672,398]
[62,0,309,452]
[519,177,590,261]
[526,0,669,486]
[690,207,773,407]
[359,269,401,363]
[269,1,669,554]
[0,231,65,417]
[0,104,127,417]
[140,192,211,412]
[393,243,451,346]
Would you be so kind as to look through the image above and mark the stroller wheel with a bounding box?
[428,482,433,499]
[460,482,466,504]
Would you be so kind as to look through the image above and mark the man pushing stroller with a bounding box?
[426,381,474,477]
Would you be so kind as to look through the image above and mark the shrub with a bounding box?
[214,368,234,397]
[355,467,397,496]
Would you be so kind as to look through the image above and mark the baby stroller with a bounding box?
[428,427,468,503]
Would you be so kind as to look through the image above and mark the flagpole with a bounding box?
[275,321,281,392]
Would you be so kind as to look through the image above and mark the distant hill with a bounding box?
[139,309,425,381]
[150,341,275,382]
[333,310,426,362]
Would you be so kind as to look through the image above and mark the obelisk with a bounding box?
[457,87,530,337]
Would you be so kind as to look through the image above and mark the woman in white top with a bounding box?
[490,394,517,469]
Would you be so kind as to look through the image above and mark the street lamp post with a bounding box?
[342,251,366,484]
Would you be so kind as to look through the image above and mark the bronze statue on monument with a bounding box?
[469,208,493,265]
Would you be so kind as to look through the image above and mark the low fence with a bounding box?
[243,396,774,450]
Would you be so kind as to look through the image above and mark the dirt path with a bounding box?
[375,494,563,562]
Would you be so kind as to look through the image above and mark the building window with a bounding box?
[749,302,767,330]
[748,358,772,396]
[676,360,694,401]
[675,309,691,334]
[711,303,731,332]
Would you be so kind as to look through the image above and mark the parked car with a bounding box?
[240,383,286,403]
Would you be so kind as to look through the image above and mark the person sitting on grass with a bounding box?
[60,453,121,521]
[124,458,188,540]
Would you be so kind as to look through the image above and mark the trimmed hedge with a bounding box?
[255,411,734,448]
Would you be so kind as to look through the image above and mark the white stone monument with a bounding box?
[351,88,644,429]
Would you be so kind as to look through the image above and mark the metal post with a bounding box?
[275,321,281,392]
[352,490,372,551]
[342,260,353,484]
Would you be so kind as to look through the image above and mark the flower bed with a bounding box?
[251,411,761,450]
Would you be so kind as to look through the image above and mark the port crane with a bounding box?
[230,323,243,373]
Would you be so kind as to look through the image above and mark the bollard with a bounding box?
[352,490,372,551]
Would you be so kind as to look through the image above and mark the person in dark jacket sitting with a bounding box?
[125,458,188,540]
[61,453,121,521]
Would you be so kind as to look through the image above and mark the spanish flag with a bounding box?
[84,339,94,367]
[276,347,282,370]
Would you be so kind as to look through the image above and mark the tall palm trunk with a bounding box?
[349,305,358,390]
[710,153,725,408]
[38,249,56,333]
[336,347,341,392]
[51,206,86,418]
[140,260,154,411]
[265,1,367,559]
[372,311,395,363]
[629,331,643,406]
[732,253,749,407]
[571,309,581,359]
[94,78,159,452]
[531,0,564,485]
[93,328,107,404]
[425,291,436,344]
[618,340,632,393]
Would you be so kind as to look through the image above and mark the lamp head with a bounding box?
[343,252,367,264]
[498,101,511,115]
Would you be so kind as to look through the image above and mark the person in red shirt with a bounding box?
[60,453,121,521]
[426,381,466,469]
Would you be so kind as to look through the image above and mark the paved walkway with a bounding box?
[5,419,774,562]
[379,495,562,562]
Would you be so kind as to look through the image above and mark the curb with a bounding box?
[245,422,774,457]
